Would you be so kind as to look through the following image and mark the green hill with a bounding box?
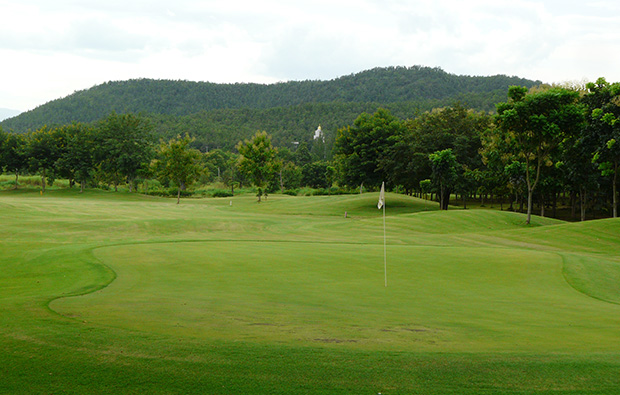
[1,66,541,148]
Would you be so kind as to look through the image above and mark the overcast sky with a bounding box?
[1,0,620,112]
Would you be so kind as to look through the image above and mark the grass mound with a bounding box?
[562,253,620,304]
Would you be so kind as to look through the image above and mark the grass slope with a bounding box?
[1,189,620,394]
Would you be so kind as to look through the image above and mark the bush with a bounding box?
[145,190,168,197]
[211,190,233,198]
[297,187,314,196]
[145,188,192,198]
[169,188,193,197]
[296,186,356,196]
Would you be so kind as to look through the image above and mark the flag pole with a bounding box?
[378,182,387,287]
[383,198,387,287]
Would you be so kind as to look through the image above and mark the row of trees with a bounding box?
[0,113,337,203]
[0,113,154,194]
[332,79,620,223]
[334,105,491,207]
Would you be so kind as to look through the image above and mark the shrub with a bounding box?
[146,188,192,198]
[212,190,233,198]
[169,188,192,197]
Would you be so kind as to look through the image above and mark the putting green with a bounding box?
[52,240,620,353]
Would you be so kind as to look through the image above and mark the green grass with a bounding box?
[2,189,620,394]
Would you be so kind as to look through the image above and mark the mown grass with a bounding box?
[1,188,620,394]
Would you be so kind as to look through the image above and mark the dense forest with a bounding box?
[1,66,540,146]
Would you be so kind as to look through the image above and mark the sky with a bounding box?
[1,0,620,113]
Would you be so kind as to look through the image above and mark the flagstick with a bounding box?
[378,182,387,287]
[383,201,387,287]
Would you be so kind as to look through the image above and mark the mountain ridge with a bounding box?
[0,66,541,134]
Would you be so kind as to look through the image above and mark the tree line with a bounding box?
[0,113,155,194]
[0,112,338,203]
[333,79,620,223]
[1,80,619,222]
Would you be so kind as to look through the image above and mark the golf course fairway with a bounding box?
[2,189,620,394]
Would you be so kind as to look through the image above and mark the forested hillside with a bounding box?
[1,66,540,143]
[147,101,435,151]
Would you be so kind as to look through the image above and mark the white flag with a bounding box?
[377,182,385,209]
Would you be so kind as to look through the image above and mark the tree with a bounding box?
[280,161,302,190]
[24,126,66,192]
[584,78,620,217]
[95,112,155,192]
[419,179,432,200]
[495,86,584,224]
[221,153,242,195]
[377,132,417,195]
[154,134,203,204]
[203,148,233,183]
[480,123,518,209]
[0,128,5,167]
[302,161,332,189]
[429,148,459,210]
[310,128,333,161]
[503,161,527,212]
[294,142,312,167]
[0,128,9,176]
[381,104,490,196]
[54,123,96,192]
[334,108,403,190]
[457,168,478,209]
[558,128,599,221]
[411,104,488,170]
[274,148,300,191]
[0,129,27,189]
[237,131,278,202]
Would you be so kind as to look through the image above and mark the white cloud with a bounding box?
[1,0,620,111]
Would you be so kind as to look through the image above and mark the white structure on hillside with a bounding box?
[313,125,324,142]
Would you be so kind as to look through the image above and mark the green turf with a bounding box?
[2,189,620,394]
